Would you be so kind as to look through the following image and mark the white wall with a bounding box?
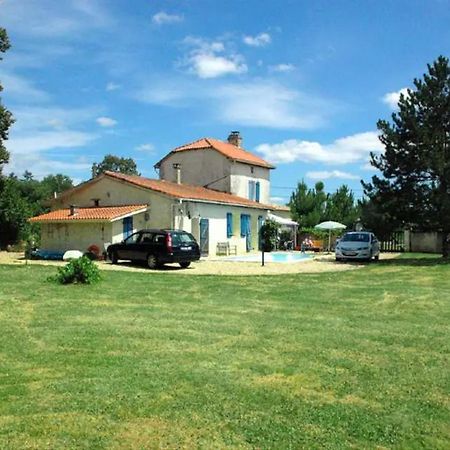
[40,222,113,253]
[182,201,268,255]
[159,150,272,204]
[229,161,270,204]
[39,211,152,252]
[159,149,231,192]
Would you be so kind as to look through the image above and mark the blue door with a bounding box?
[240,214,252,252]
[123,217,133,240]
[199,218,209,256]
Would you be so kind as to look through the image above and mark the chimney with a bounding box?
[227,131,242,147]
[69,205,78,216]
[173,163,181,184]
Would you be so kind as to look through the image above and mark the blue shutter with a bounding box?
[248,181,255,200]
[255,182,260,202]
[226,213,233,238]
[240,214,246,237]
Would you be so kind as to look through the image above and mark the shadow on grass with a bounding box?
[112,261,190,272]
[377,254,450,267]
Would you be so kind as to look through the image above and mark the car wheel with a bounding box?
[147,254,159,269]
[335,257,341,262]
[374,254,379,261]
[179,261,191,268]
[109,251,118,264]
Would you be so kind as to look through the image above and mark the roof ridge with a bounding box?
[173,137,212,152]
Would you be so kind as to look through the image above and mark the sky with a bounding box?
[1,0,450,204]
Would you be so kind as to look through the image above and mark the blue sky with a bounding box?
[1,0,450,203]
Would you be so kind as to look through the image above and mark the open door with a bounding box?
[199,218,209,256]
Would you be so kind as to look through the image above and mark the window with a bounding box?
[171,232,196,245]
[124,232,140,244]
[248,180,256,200]
[226,212,233,238]
[255,181,260,202]
[140,232,154,243]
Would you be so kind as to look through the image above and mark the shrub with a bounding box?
[260,219,280,252]
[51,256,101,285]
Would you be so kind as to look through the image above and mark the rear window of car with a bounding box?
[341,233,370,242]
[171,232,195,246]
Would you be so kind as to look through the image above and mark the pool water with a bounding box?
[223,251,313,263]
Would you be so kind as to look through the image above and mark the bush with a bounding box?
[51,256,101,285]
[260,219,280,252]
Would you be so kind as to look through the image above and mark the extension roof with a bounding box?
[29,204,148,223]
[155,137,274,169]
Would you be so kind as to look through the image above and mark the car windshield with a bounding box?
[171,232,195,246]
[341,233,370,242]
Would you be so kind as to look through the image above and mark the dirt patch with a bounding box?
[0,251,399,276]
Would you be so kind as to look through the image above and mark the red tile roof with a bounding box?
[270,204,290,212]
[156,137,274,169]
[104,171,271,209]
[29,204,148,223]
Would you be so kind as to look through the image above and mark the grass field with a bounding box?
[0,255,449,449]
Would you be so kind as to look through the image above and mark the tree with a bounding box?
[92,154,140,177]
[324,185,360,228]
[40,174,73,198]
[289,181,327,227]
[0,176,34,247]
[363,56,450,257]
[0,27,14,174]
[0,172,74,248]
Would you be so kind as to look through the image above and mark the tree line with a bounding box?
[289,181,361,231]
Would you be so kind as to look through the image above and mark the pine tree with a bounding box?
[363,56,450,257]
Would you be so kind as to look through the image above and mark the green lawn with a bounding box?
[0,256,449,449]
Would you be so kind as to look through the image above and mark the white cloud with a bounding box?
[190,53,247,78]
[214,81,326,129]
[7,152,92,179]
[8,130,96,155]
[182,37,247,78]
[1,0,114,37]
[382,88,409,109]
[269,63,295,73]
[270,196,287,204]
[106,82,121,91]
[12,105,100,132]
[306,170,360,180]
[0,71,50,102]
[152,11,184,25]
[134,77,330,129]
[243,33,271,47]
[135,143,155,153]
[96,116,117,127]
[255,131,384,164]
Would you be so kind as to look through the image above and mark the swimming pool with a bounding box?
[222,251,313,263]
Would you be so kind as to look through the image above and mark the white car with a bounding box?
[335,231,380,262]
